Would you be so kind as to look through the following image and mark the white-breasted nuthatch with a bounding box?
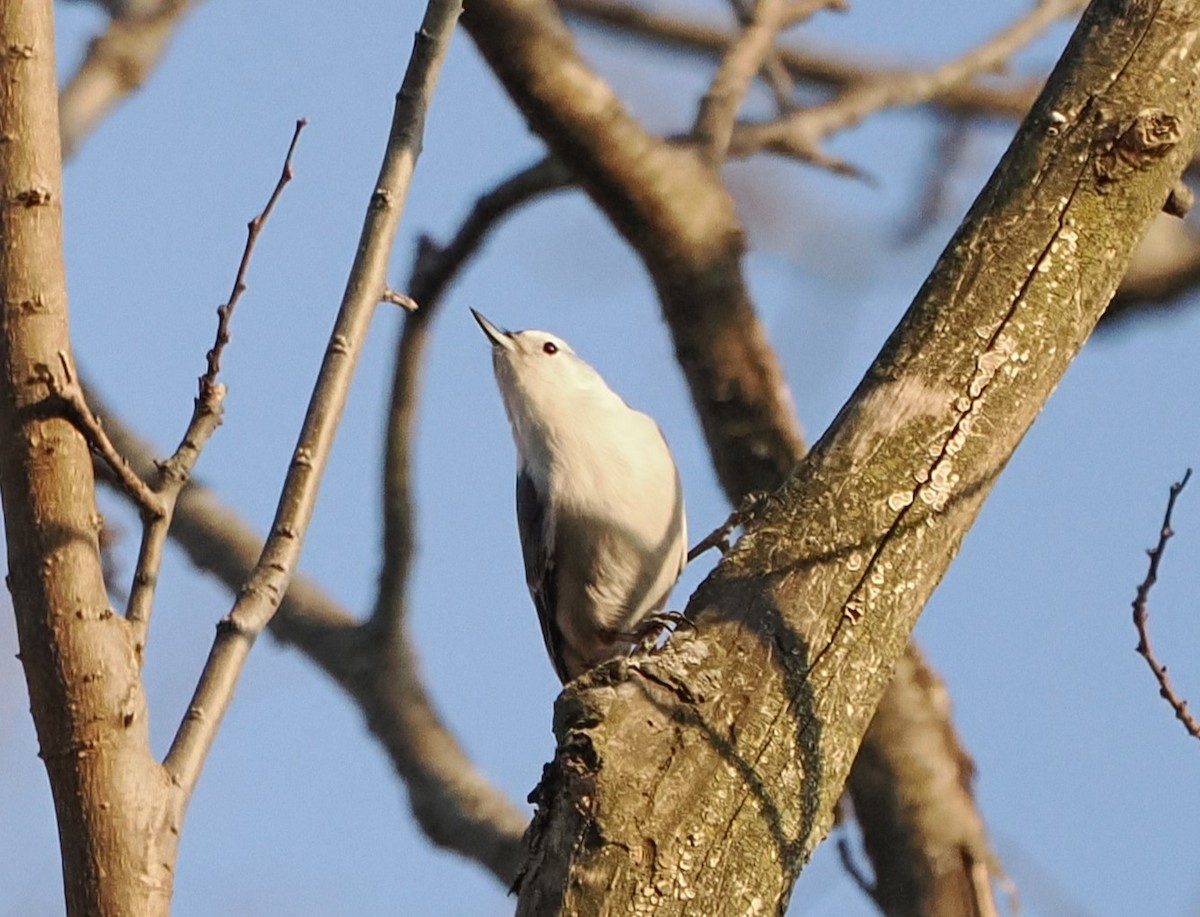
[472,309,687,683]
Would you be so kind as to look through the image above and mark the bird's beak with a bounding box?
[471,309,515,351]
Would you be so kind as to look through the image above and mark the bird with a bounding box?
[472,309,687,683]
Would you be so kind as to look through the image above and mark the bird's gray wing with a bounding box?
[516,471,570,683]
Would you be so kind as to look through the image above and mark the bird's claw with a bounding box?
[624,610,693,653]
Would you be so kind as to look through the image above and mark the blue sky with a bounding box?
[1,1,1198,914]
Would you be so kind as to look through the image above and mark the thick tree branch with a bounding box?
[1,2,174,913]
[845,648,1000,915]
[161,0,461,813]
[503,0,1200,911]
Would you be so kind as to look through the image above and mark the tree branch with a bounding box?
[692,0,793,162]
[560,0,1044,123]
[125,118,306,653]
[1,2,174,912]
[1130,468,1200,740]
[729,0,1086,162]
[845,647,1001,914]
[161,0,462,811]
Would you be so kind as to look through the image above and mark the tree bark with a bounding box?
[0,2,174,914]
[511,0,1200,912]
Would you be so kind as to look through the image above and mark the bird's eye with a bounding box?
[542,341,558,355]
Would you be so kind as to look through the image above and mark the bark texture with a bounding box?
[0,3,174,913]
[511,1,1200,912]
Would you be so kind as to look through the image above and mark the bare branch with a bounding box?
[846,647,1003,916]
[77,29,550,884]
[125,119,306,651]
[203,119,307,385]
[1130,469,1200,740]
[161,0,462,808]
[693,0,792,161]
[730,0,1086,161]
[1,2,173,910]
[560,0,1043,123]
[58,0,203,160]
[45,351,164,519]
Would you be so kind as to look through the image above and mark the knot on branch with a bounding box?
[1094,108,1182,187]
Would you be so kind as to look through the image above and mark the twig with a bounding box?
[204,118,307,385]
[161,0,463,811]
[125,119,306,651]
[43,350,164,519]
[1130,468,1200,740]
[692,0,792,162]
[381,288,420,310]
[730,0,1085,161]
[686,491,771,562]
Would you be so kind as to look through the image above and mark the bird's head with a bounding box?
[471,308,610,396]
[471,309,622,453]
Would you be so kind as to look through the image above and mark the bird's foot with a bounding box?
[623,610,693,654]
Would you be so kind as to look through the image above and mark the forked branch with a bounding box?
[125,119,307,651]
